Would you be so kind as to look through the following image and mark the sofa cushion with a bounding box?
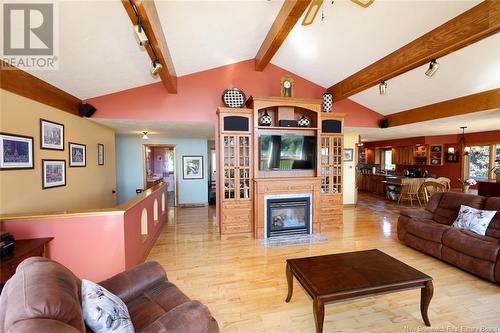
[126,281,190,332]
[442,228,500,262]
[400,208,433,220]
[405,218,450,243]
[0,257,85,333]
[451,205,497,236]
[442,247,496,282]
[404,233,442,259]
[433,193,486,225]
[484,197,500,239]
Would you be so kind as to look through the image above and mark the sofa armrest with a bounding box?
[99,261,166,303]
[400,208,433,220]
[141,301,219,333]
[8,319,84,332]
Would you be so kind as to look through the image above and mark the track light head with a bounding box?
[142,131,149,140]
[150,60,163,76]
[134,24,149,46]
[425,59,439,77]
[379,81,387,95]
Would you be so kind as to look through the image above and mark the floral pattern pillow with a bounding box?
[81,279,134,333]
[452,205,497,236]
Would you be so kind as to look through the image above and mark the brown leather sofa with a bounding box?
[398,192,500,283]
[0,257,219,333]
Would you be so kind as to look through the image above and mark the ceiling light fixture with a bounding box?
[134,23,149,46]
[302,0,323,26]
[150,59,163,76]
[459,126,470,156]
[425,59,439,77]
[142,131,149,140]
[379,81,387,95]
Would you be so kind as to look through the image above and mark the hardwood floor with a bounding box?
[147,193,500,332]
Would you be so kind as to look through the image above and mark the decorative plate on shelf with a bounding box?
[222,88,246,108]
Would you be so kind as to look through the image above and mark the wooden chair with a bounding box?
[436,177,451,192]
[398,178,424,206]
[420,181,446,203]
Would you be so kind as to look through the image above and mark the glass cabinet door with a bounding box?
[238,135,251,200]
[321,136,343,194]
[321,137,330,193]
[223,135,236,199]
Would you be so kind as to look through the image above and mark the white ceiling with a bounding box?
[350,33,500,115]
[92,118,216,139]
[346,108,500,142]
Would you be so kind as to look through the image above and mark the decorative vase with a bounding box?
[297,115,310,127]
[462,185,470,193]
[259,111,272,126]
[322,92,333,112]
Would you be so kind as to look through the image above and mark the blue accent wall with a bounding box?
[115,134,208,205]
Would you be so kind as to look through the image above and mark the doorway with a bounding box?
[144,144,177,207]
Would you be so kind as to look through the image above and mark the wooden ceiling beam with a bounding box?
[255,0,312,71]
[327,1,500,100]
[0,60,82,116]
[122,0,177,93]
[385,88,500,127]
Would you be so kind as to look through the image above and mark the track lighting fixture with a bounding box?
[379,81,387,95]
[425,59,439,77]
[150,60,163,76]
[134,23,148,46]
[142,131,149,140]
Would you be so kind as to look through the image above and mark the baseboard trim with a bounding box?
[343,204,356,208]
[178,202,208,208]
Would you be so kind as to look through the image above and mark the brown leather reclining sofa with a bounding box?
[398,192,500,283]
[0,257,220,332]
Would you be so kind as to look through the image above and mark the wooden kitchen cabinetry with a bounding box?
[358,174,385,195]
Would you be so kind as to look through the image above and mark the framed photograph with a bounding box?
[42,159,66,189]
[98,144,104,165]
[40,119,64,150]
[182,155,204,180]
[0,132,34,170]
[343,148,354,162]
[69,142,86,167]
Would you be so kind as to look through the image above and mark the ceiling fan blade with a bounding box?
[302,0,324,26]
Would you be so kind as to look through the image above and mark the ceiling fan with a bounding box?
[301,0,375,26]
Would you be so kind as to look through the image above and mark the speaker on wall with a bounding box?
[379,118,389,128]
[223,116,249,132]
[79,103,97,118]
[322,120,342,133]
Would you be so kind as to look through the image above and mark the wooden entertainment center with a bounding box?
[217,96,344,239]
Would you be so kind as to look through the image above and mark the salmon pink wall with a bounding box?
[364,130,500,188]
[88,59,382,127]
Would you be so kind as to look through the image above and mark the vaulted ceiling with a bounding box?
[21,0,499,128]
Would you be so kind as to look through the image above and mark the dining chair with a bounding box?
[436,177,451,192]
[420,180,446,203]
[398,178,424,206]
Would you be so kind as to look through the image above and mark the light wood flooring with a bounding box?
[147,193,500,332]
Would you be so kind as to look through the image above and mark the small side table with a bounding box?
[0,237,53,291]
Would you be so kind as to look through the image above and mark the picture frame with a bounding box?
[42,159,66,189]
[0,132,34,170]
[69,142,86,167]
[182,155,204,180]
[344,148,354,162]
[98,143,104,166]
[40,119,64,150]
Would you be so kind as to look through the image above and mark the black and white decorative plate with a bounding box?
[222,88,246,108]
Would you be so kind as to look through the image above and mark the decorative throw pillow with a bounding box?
[452,205,497,236]
[81,279,135,333]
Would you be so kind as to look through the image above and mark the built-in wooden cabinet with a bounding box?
[393,146,414,165]
[218,108,253,238]
[428,144,444,166]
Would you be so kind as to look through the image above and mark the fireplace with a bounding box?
[266,196,311,238]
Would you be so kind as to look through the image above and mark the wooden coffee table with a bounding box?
[285,249,433,332]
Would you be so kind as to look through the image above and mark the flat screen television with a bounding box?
[259,134,317,171]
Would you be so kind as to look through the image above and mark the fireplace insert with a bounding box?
[267,197,311,238]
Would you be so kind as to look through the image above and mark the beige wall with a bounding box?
[343,133,359,205]
[0,89,116,214]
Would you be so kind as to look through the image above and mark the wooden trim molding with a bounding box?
[122,0,177,93]
[0,60,81,115]
[327,1,500,100]
[385,88,500,127]
[255,0,312,71]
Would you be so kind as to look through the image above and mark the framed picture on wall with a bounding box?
[69,142,86,167]
[0,132,34,170]
[40,119,64,150]
[42,159,66,189]
[344,148,354,162]
[182,156,203,180]
[98,144,104,165]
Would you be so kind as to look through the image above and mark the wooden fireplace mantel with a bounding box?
[254,177,322,239]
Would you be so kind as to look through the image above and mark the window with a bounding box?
[381,149,394,170]
[167,151,174,173]
[468,145,490,179]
